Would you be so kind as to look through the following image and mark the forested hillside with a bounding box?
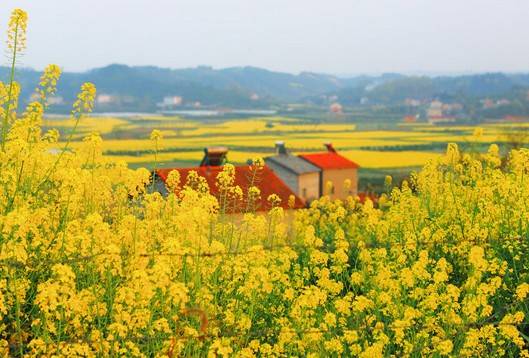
[3,65,529,113]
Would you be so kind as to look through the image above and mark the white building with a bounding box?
[427,100,443,119]
[96,94,118,105]
[48,96,64,105]
[160,96,183,108]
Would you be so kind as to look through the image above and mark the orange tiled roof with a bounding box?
[156,165,305,212]
[299,152,360,170]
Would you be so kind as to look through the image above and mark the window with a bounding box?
[302,188,307,198]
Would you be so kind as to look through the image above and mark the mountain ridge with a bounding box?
[2,64,529,113]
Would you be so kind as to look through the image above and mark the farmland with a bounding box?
[44,114,524,191]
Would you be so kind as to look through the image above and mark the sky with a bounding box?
[1,0,529,75]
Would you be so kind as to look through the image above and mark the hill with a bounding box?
[2,65,529,113]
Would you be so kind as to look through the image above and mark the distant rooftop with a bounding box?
[297,143,360,170]
[300,152,360,170]
[265,141,320,175]
[265,155,320,175]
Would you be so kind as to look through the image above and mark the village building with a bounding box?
[159,96,183,108]
[404,98,421,107]
[427,100,444,119]
[155,147,305,213]
[481,98,495,109]
[96,94,119,105]
[329,102,343,114]
[496,99,511,106]
[264,141,321,204]
[442,102,463,112]
[299,143,360,200]
[403,115,417,123]
[426,101,459,124]
[47,96,65,105]
[31,92,64,105]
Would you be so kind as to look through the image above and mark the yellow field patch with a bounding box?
[414,134,503,143]
[178,120,356,136]
[339,150,440,168]
[54,115,523,169]
[44,117,129,134]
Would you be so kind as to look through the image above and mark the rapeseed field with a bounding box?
[46,113,525,169]
[1,8,529,357]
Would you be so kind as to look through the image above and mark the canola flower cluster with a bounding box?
[1,8,529,358]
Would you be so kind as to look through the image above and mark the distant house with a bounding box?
[442,102,463,112]
[329,102,343,114]
[299,143,360,200]
[405,98,421,107]
[48,96,64,105]
[160,96,183,108]
[481,98,495,109]
[31,92,64,105]
[155,147,305,213]
[96,94,118,105]
[427,100,443,119]
[403,115,417,123]
[265,142,321,204]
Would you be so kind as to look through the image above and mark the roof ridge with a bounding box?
[299,152,360,170]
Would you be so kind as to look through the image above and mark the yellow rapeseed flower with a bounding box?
[7,9,27,53]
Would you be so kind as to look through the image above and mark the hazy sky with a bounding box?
[1,0,529,74]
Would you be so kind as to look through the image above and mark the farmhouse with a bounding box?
[427,100,443,118]
[299,143,360,200]
[265,141,321,204]
[403,115,417,123]
[155,147,305,212]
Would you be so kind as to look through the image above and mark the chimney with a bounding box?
[200,146,228,167]
[275,141,287,155]
[324,142,336,153]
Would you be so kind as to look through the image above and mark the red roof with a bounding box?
[357,192,378,204]
[299,152,360,170]
[156,165,305,212]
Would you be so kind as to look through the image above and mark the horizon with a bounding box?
[2,0,529,74]
[9,63,529,78]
